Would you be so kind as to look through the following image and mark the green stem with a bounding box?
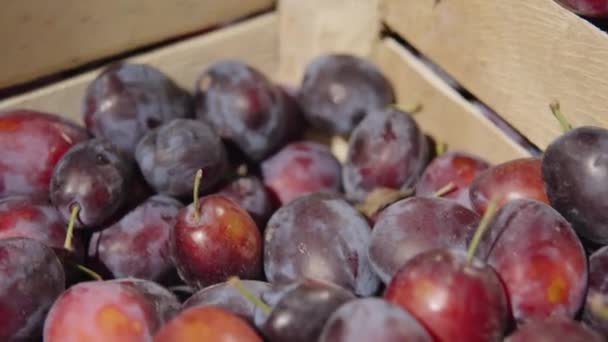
[193,169,203,221]
[435,141,447,157]
[73,263,103,281]
[228,276,272,316]
[392,103,423,115]
[432,182,456,198]
[550,101,572,133]
[63,204,80,251]
[467,196,500,263]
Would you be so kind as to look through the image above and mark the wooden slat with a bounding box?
[371,38,529,163]
[0,13,279,123]
[1,0,274,89]
[383,0,608,150]
[277,0,381,85]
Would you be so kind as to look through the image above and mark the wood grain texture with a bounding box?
[383,0,608,150]
[372,38,530,163]
[1,0,273,89]
[0,14,279,123]
[277,0,381,85]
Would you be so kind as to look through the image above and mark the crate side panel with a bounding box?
[0,14,279,123]
[277,0,381,85]
[372,38,530,163]
[383,0,608,150]
[0,0,274,89]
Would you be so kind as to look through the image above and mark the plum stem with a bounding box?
[550,101,572,133]
[356,187,415,218]
[193,169,203,221]
[227,276,272,316]
[63,204,80,251]
[466,196,500,263]
[435,141,447,157]
[432,182,456,198]
[168,285,195,294]
[392,103,423,115]
[73,263,103,281]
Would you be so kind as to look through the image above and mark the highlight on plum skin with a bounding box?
[0,237,65,341]
[171,194,263,289]
[43,280,161,342]
[88,195,184,282]
[261,141,342,205]
[0,110,88,198]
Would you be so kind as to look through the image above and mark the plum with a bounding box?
[0,110,88,198]
[505,316,603,341]
[110,278,181,324]
[369,197,480,283]
[297,54,395,134]
[259,278,355,342]
[385,249,509,342]
[264,193,379,296]
[218,176,275,228]
[183,280,272,327]
[261,141,342,205]
[555,0,608,17]
[470,158,549,215]
[83,62,192,154]
[172,194,262,289]
[319,298,432,342]
[89,195,183,282]
[542,126,608,244]
[415,151,490,208]
[44,280,160,342]
[194,61,301,161]
[154,306,262,342]
[50,138,134,229]
[343,107,429,202]
[583,245,608,335]
[0,238,65,341]
[478,199,587,323]
[135,119,228,198]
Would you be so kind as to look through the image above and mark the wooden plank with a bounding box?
[277,0,381,85]
[382,0,608,150]
[371,38,529,164]
[0,0,274,89]
[0,13,279,123]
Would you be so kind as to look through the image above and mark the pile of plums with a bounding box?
[0,53,606,342]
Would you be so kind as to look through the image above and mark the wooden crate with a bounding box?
[1,0,606,164]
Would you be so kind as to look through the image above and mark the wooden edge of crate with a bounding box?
[382,0,608,150]
[0,13,279,123]
[0,0,274,90]
[371,38,530,163]
[276,0,382,85]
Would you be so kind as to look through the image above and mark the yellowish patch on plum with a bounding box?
[97,305,143,336]
[546,275,568,304]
